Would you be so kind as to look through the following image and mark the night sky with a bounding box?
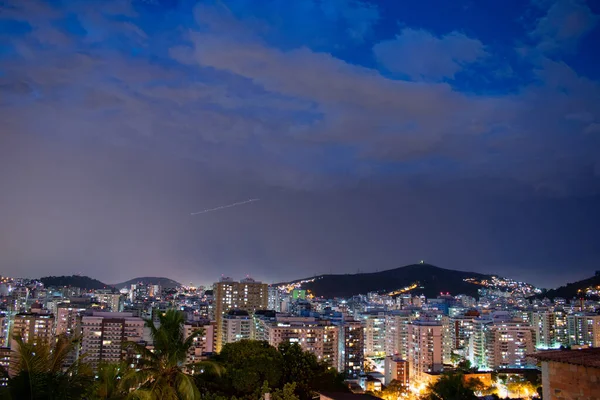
[1,0,599,288]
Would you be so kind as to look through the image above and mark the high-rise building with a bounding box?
[183,320,215,369]
[567,314,600,347]
[55,304,88,336]
[384,311,412,359]
[265,315,339,368]
[0,314,8,347]
[94,293,123,312]
[80,311,145,369]
[268,286,281,312]
[553,308,569,347]
[384,355,409,389]
[468,318,492,370]
[408,318,443,386]
[338,319,364,378]
[361,311,386,356]
[487,319,535,369]
[468,313,535,370]
[531,311,558,349]
[445,312,478,363]
[221,310,253,346]
[214,277,268,352]
[0,347,10,385]
[253,310,277,342]
[10,312,55,348]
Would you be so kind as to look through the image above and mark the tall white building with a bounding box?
[268,287,281,312]
[487,319,535,369]
[384,311,412,359]
[568,314,600,347]
[80,312,145,369]
[468,313,535,370]
[531,311,559,349]
[265,315,339,368]
[10,312,55,348]
[55,304,88,336]
[361,311,386,356]
[221,310,253,346]
[408,318,443,386]
[94,293,123,312]
[183,321,215,368]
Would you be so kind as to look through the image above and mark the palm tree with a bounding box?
[5,334,93,400]
[87,362,132,400]
[123,309,218,400]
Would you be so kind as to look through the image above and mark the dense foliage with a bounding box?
[421,372,480,400]
[0,310,347,400]
[1,334,93,400]
[195,340,347,400]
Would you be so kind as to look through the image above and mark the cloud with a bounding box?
[584,122,600,134]
[174,12,599,194]
[531,0,599,53]
[373,28,487,80]
[0,0,599,286]
[2,0,598,195]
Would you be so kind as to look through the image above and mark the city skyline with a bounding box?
[1,0,600,288]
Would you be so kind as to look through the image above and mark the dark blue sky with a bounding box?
[1,0,599,288]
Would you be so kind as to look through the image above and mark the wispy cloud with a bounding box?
[531,0,599,53]
[373,28,487,80]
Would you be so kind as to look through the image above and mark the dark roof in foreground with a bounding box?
[530,348,600,368]
[319,392,381,400]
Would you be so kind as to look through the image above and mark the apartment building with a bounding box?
[213,277,268,352]
[80,311,145,369]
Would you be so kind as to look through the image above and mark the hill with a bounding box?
[40,275,111,290]
[112,277,181,289]
[539,272,600,300]
[279,264,495,298]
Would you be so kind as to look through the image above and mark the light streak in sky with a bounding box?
[190,198,260,216]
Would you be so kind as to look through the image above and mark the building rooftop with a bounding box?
[531,348,600,368]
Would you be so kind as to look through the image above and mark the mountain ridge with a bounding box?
[38,275,181,290]
[39,275,111,290]
[276,263,496,298]
[539,272,600,300]
[112,276,181,289]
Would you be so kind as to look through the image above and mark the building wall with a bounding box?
[183,322,214,369]
[384,356,409,388]
[340,320,364,377]
[81,312,144,369]
[487,322,535,369]
[567,315,600,347]
[384,312,411,359]
[408,321,442,385]
[56,306,87,336]
[0,315,7,347]
[267,322,339,368]
[10,313,55,348]
[221,315,252,345]
[363,312,386,357]
[214,278,268,352]
[0,347,11,383]
[541,361,600,400]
